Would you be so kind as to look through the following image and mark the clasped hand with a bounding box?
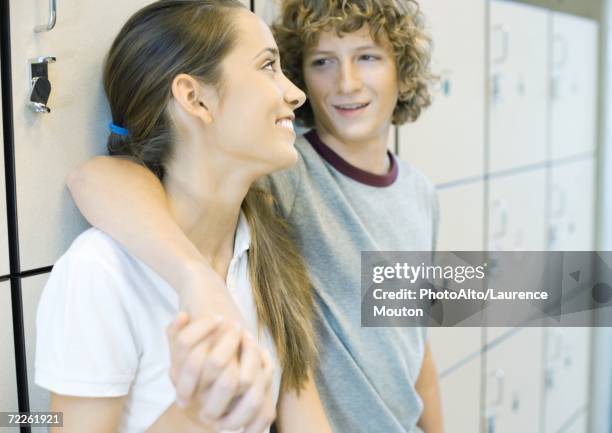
[166,312,277,433]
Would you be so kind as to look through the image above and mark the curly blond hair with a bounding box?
[272,0,435,126]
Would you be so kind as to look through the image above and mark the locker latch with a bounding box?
[28,56,56,113]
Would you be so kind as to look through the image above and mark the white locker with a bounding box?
[0,281,19,431]
[429,327,482,375]
[548,159,596,251]
[439,357,481,433]
[488,169,547,251]
[562,411,587,433]
[0,60,10,277]
[254,0,280,24]
[489,1,548,172]
[399,0,486,184]
[484,328,544,433]
[428,181,483,433]
[436,182,485,251]
[486,169,546,342]
[543,328,590,433]
[550,13,598,160]
[9,0,152,272]
[21,273,50,417]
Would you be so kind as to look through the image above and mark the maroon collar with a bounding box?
[304,130,398,187]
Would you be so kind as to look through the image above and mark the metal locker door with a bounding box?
[398,0,486,184]
[484,328,544,433]
[20,273,51,418]
[548,158,596,251]
[488,169,547,252]
[436,182,485,251]
[438,356,481,433]
[545,159,594,433]
[550,13,598,160]
[0,281,19,432]
[8,0,154,273]
[429,327,482,376]
[254,0,280,24]
[489,1,549,172]
[0,59,11,277]
[543,327,590,433]
[561,411,587,433]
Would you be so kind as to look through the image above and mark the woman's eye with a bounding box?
[263,60,276,71]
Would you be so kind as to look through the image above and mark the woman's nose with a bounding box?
[284,78,307,109]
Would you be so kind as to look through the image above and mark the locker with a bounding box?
[436,182,485,251]
[254,0,280,24]
[398,0,486,184]
[484,327,544,433]
[21,273,50,417]
[486,169,546,341]
[543,328,590,433]
[489,1,549,172]
[548,159,596,251]
[488,169,547,251]
[439,356,481,433]
[0,60,10,277]
[545,158,594,433]
[562,411,587,433]
[8,0,154,272]
[0,281,19,431]
[429,327,482,375]
[550,13,598,160]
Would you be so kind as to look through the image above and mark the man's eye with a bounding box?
[360,54,380,61]
[312,58,330,67]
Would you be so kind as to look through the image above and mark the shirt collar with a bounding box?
[233,210,251,258]
[304,129,399,187]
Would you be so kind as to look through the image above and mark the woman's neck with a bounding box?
[314,122,392,174]
[163,141,254,271]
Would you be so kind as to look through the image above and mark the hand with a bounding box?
[166,312,277,431]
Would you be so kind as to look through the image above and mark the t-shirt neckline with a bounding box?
[304,129,398,187]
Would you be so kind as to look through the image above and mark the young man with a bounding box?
[67,0,443,432]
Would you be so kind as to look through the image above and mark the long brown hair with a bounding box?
[103,0,317,392]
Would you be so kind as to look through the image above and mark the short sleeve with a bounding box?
[35,251,141,397]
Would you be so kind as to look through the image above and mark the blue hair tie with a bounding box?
[109,121,129,137]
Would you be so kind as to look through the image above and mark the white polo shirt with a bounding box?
[35,212,281,433]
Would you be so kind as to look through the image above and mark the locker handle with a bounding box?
[34,0,57,33]
[553,35,568,69]
[492,25,509,64]
[488,368,505,407]
[491,199,508,239]
[551,184,566,218]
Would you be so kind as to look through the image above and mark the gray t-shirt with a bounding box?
[265,130,439,433]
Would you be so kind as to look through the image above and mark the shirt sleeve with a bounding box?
[35,251,141,397]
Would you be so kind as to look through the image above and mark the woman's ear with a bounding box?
[171,73,215,124]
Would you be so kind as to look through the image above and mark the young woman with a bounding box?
[35,1,333,432]
[67,0,444,432]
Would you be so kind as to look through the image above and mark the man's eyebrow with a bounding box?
[252,47,279,60]
[306,45,381,56]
